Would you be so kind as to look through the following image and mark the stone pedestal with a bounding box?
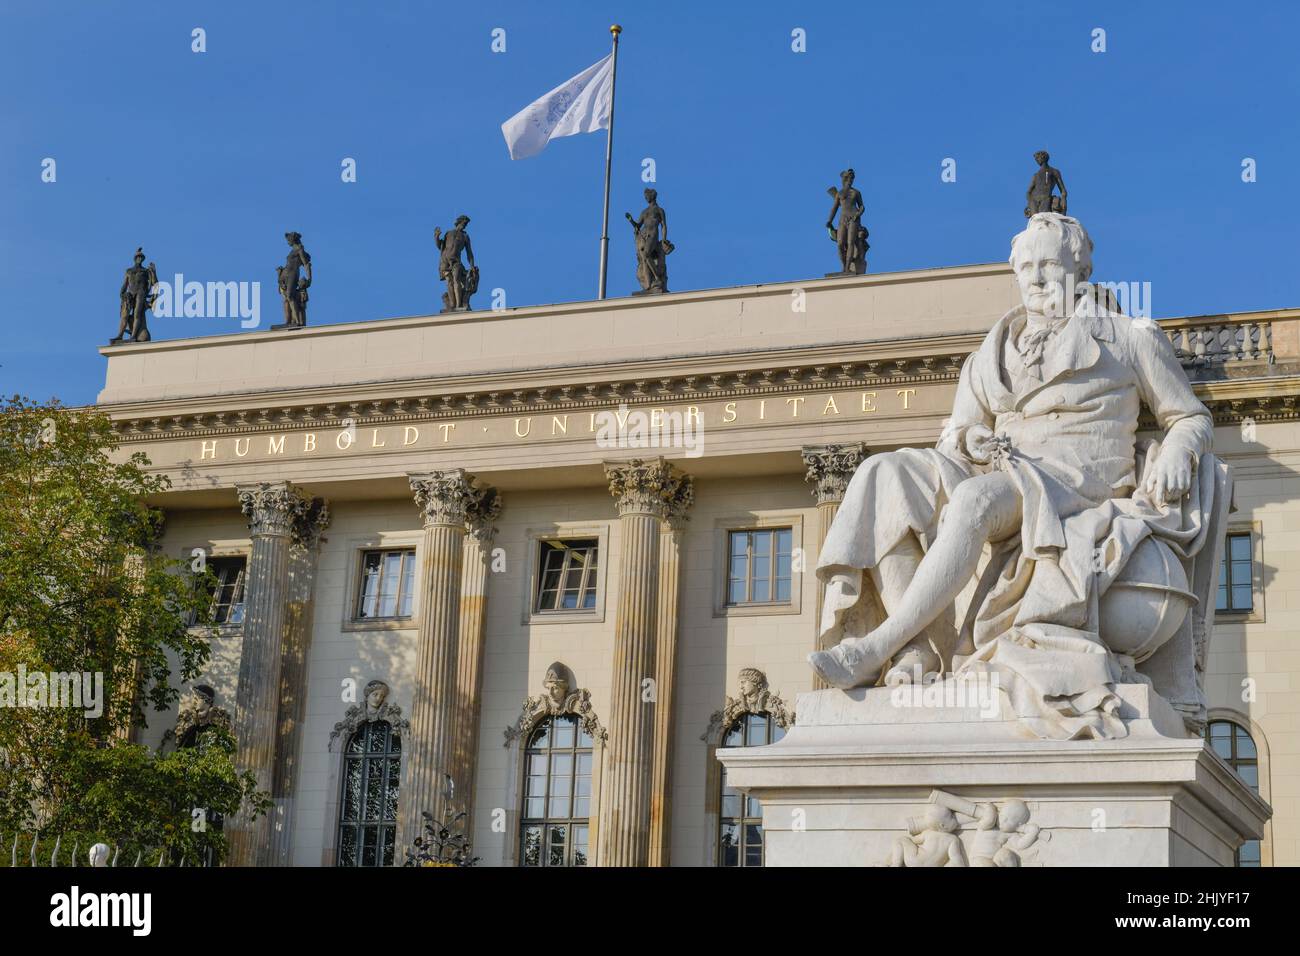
[718,681,1271,867]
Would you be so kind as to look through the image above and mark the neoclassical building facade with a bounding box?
[99,263,1296,866]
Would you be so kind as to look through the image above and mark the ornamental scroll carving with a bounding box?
[503,662,608,747]
[801,442,869,504]
[604,458,694,518]
[328,679,410,750]
[702,668,794,743]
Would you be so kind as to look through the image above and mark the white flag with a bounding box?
[501,54,613,160]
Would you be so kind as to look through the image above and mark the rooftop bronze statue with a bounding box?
[1025,150,1067,217]
[625,188,672,295]
[436,216,478,312]
[112,247,158,344]
[826,168,867,275]
[275,231,312,329]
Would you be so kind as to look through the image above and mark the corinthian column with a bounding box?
[648,482,693,867]
[227,481,311,867]
[802,443,869,690]
[596,458,692,867]
[399,469,478,855]
[450,484,502,829]
[270,498,330,866]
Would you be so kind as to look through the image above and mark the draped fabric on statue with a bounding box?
[817,298,1221,739]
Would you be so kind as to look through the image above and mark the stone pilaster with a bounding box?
[226,481,312,866]
[802,443,869,691]
[596,458,692,867]
[270,498,330,866]
[450,484,502,829]
[399,469,478,854]
[648,484,692,866]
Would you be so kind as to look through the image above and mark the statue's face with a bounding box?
[366,684,388,709]
[739,676,758,698]
[544,673,568,704]
[842,171,854,187]
[1013,227,1075,319]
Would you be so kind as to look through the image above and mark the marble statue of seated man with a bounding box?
[810,212,1230,740]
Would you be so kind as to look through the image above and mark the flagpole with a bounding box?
[597,24,621,300]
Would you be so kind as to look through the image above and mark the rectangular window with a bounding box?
[535,539,599,613]
[208,556,247,625]
[1216,532,1253,613]
[356,549,418,620]
[727,528,793,606]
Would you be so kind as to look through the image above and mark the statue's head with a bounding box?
[133,247,146,264]
[738,667,766,700]
[841,168,855,186]
[925,805,960,833]
[644,188,658,203]
[1033,150,1050,166]
[998,799,1031,832]
[285,231,302,245]
[543,663,570,705]
[364,679,389,711]
[191,684,215,711]
[455,215,470,228]
[1009,213,1093,319]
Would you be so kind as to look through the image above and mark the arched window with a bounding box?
[719,712,785,867]
[520,714,593,867]
[337,719,401,867]
[1205,719,1260,867]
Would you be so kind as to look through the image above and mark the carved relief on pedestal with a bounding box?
[801,442,869,504]
[880,789,1048,867]
[702,668,794,743]
[503,663,607,747]
[603,457,694,518]
[328,679,410,750]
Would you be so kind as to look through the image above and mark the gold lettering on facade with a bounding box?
[337,431,354,450]
[200,440,217,460]
[552,415,568,436]
[439,423,456,442]
[786,397,805,417]
[370,428,386,448]
[722,401,737,423]
[687,405,700,426]
[515,417,532,438]
[759,399,766,420]
[234,437,250,458]
[822,396,839,415]
[650,408,665,430]
[304,433,317,452]
[403,426,419,446]
[268,435,286,456]
[896,388,916,409]
[589,412,597,433]
[861,391,877,413]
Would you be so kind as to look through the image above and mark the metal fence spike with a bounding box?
[10,833,17,868]
[30,833,38,867]
[132,850,142,868]
[50,834,61,867]
[111,846,120,867]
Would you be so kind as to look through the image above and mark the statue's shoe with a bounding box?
[883,645,942,687]
[807,640,889,689]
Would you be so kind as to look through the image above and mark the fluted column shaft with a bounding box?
[227,481,310,866]
[648,515,687,867]
[596,459,692,867]
[450,487,501,830]
[399,470,477,855]
[802,444,869,691]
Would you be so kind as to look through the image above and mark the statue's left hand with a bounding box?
[1142,449,1193,505]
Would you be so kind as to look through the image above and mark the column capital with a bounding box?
[465,484,503,544]
[294,497,331,549]
[237,481,311,538]
[801,442,869,504]
[604,457,694,519]
[409,470,478,527]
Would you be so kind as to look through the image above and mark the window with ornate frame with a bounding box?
[355,548,418,621]
[1205,718,1261,867]
[336,719,402,867]
[519,714,593,867]
[718,712,785,866]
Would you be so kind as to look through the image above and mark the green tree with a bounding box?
[0,395,266,864]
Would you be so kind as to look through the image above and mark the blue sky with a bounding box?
[2,0,1297,406]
